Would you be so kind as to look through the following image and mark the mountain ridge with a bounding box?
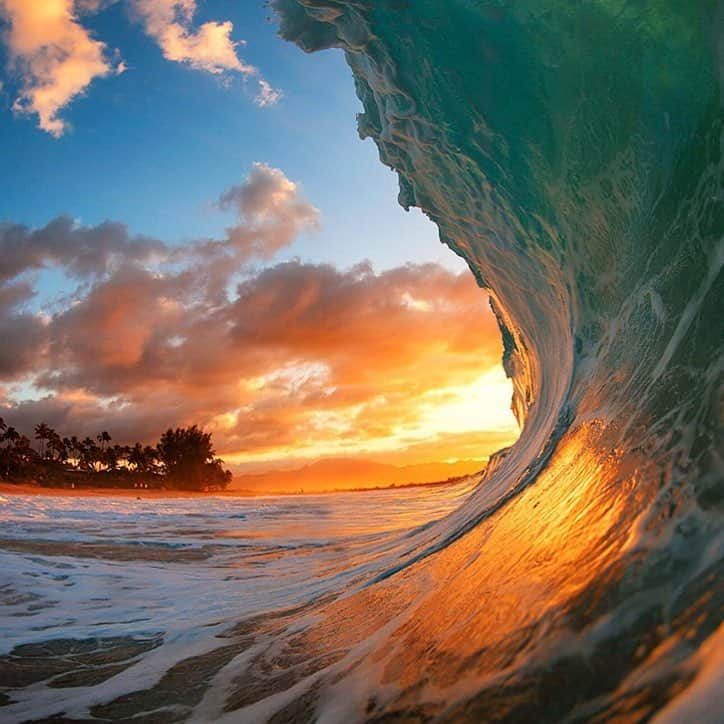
[230,457,486,493]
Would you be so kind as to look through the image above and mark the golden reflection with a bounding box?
[275,420,657,710]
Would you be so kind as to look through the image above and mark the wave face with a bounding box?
[269,1,724,721]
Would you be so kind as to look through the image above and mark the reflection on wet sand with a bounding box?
[0,538,216,563]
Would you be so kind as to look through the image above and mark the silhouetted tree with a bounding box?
[104,444,128,472]
[47,431,66,463]
[1,427,35,478]
[1,417,229,491]
[127,443,146,472]
[4,426,20,446]
[65,436,80,467]
[156,426,230,490]
[80,437,101,471]
[143,446,158,472]
[34,423,53,459]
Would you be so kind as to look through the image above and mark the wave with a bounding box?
[266,1,723,720]
[1,2,722,722]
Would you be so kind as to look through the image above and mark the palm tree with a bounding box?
[144,445,159,473]
[67,436,81,468]
[97,431,111,452]
[129,442,146,472]
[62,438,73,466]
[15,435,34,464]
[105,447,116,471]
[0,421,10,478]
[117,444,131,469]
[47,431,66,463]
[1,430,32,478]
[80,437,99,471]
[3,426,20,446]
[34,423,53,460]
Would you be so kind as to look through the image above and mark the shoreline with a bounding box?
[0,475,477,500]
[0,482,230,499]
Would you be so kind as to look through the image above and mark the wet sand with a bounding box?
[0,479,478,721]
[0,537,217,562]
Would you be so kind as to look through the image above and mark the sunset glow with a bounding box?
[0,1,518,488]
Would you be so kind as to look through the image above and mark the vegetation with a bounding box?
[0,417,232,491]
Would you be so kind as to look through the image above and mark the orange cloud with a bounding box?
[1,261,517,470]
[0,0,280,137]
[0,0,118,136]
[0,168,517,474]
[130,0,281,105]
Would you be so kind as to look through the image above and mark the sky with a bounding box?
[0,0,519,477]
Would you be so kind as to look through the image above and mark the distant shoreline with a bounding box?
[0,474,479,500]
[0,482,226,499]
[251,473,482,497]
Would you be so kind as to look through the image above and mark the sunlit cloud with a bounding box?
[0,0,119,136]
[130,0,250,74]
[0,0,281,137]
[0,260,517,470]
[129,0,281,106]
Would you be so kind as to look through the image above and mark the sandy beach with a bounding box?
[0,482,240,500]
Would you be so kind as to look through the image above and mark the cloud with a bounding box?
[0,162,316,385]
[0,216,167,283]
[0,165,515,470]
[255,78,281,107]
[130,0,281,105]
[0,0,281,137]
[0,260,513,466]
[216,162,320,260]
[0,164,314,286]
[0,0,119,136]
[130,0,250,74]
[0,311,46,378]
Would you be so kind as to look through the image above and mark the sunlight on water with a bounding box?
[0,479,478,723]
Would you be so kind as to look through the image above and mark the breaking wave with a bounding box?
[270,1,724,720]
[1,2,722,722]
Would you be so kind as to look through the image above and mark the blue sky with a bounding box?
[0,0,464,274]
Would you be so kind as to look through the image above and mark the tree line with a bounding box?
[0,418,232,491]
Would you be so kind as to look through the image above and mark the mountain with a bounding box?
[229,457,486,494]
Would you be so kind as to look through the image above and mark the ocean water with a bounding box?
[0,480,477,721]
[2,0,724,721]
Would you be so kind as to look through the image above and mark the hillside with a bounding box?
[230,457,486,494]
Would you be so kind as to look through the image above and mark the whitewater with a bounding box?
[2,0,723,721]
